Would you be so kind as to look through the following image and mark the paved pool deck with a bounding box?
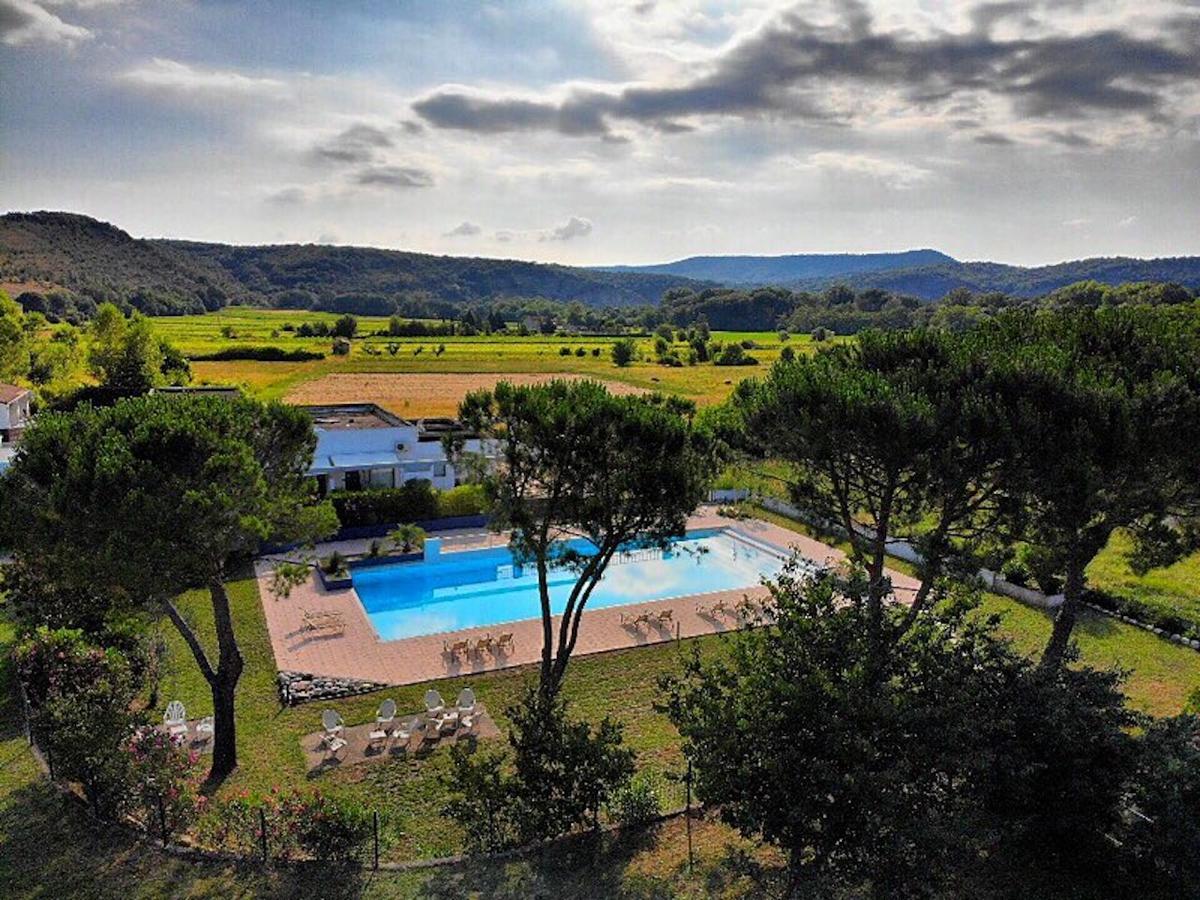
[255,509,920,688]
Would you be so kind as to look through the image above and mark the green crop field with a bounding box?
[148,307,819,415]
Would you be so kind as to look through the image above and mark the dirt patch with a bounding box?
[285,372,647,418]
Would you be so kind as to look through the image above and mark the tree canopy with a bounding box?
[454,379,717,696]
[1,394,336,781]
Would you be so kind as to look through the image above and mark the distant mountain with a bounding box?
[599,249,956,285]
[0,211,703,316]
[809,257,1200,300]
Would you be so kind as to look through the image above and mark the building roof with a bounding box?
[0,383,30,403]
[300,403,410,430]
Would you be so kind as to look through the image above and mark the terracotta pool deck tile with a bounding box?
[256,509,920,688]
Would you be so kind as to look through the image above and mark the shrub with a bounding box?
[189,346,324,362]
[387,523,426,553]
[321,551,347,576]
[332,314,358,338]
[574,347,587,357]
[591,347,601,357]
[606,773,663,826]
[438,483,489,518]
[812,326,830,342]
[612,338,635,367]
[714,343,759,366]
[127,727,201,840]
[559,346,572,356]
[331,337,351,356]
[279,790,374,863]
[15,627,142,816]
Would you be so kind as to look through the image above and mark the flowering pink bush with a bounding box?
[127,726,201,838]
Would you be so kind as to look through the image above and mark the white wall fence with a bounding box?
[755,496,1063,610]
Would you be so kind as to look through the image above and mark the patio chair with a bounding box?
[376,699,397,733]
[456,687,476,716]
[393,717,417,748]
[424,689,446,716]
[323,733,348,758]
[367,724,388,752]
[656,609,674,626]
[443,639,470,658]
[194,716,214,744]
[164,701,188,742]
[435,709,460,734]
[321,709,344,738]
[495,632,515,653]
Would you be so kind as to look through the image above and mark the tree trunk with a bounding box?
[207,580,244,783]
[1040,557,1085,670]
[161,581,244,786]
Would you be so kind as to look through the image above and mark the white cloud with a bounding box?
[119,58,288,98]
[0,0,90,47]
[444,221,482,237]
[541,216,594,241]
[796,152,933,189]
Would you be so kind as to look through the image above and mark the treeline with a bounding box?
[660,280,1199,334]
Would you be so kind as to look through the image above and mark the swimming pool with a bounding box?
[352,528,787,641]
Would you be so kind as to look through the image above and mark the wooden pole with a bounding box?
[373,810,380,870]
[685,760,694,874]
[259,806,268,865]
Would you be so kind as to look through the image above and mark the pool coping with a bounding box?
[255,509,921,689]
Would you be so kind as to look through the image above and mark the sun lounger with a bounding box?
[443,639,470,658]
[302,609,345,633]
[620,611,647,628]
[495,632,514,653]
[321,708,344,738]
[656,609,674,626]
[474,634,495,656]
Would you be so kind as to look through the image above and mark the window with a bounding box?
[434,461,447,478]
[368,467,395,489]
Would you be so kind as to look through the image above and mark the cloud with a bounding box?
[0,0,90,46]
[541,216,593,241]
[444,221,482,237]
[312,123,393,164]
[412,3,1200,141]
[265,186,307,205]
[798,152,932,189]
[1062,217,1091,227]
[974,131,1016,145]
[353,165,435,189]
[119,58,287,97]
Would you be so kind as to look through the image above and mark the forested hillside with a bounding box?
[0,212,700,319]
[601,249,955,284]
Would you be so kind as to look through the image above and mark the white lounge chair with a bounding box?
[424,689,446,716]
[393,717,417,747]
[376,699,397,733]
[164,701,188,743]
[321,709,344,737]
[456,687,476,716]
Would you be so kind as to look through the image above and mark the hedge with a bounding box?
[1082,587,1200,641]
[189,346,325,362]
[330,482,488,528]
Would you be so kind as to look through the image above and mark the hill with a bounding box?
[0,211,701,317]
[599,249,955,284]
[816,257,1200,299]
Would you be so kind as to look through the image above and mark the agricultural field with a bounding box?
[148,307,811,415]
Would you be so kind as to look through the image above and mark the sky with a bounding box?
[1,0,1199,267]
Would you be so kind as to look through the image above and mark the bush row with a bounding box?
[330,482,489,528]
[189,346,325,362]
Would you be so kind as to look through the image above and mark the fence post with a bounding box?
[259,806,268,866]
[372,810,380,870]
[685,760,694,875]
[158,795,168,846]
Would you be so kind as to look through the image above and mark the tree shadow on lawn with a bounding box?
[0,779,369,900]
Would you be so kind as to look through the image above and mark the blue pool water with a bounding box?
[352,528,786,641]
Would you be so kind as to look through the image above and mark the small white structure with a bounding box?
[301,403,488,494]
[0,383,32,441]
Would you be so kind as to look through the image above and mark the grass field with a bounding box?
[149,307,806,414]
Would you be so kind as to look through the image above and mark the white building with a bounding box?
[302,404,487,494]
[0,383,32,441]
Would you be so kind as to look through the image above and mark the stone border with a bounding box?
[1082,601,1200,652]
[278,670,391,706]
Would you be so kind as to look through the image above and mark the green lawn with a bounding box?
[1087,529,1200,632]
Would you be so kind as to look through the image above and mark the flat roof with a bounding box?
[299,403,411,430]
